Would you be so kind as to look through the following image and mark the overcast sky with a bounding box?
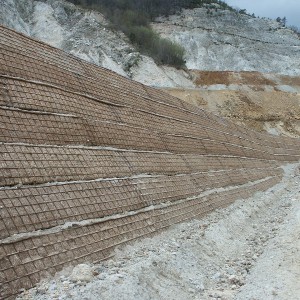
[224,0,300,28]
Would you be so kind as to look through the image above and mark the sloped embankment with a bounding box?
[0,25,300,299]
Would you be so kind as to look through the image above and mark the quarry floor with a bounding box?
[17,163,300,300]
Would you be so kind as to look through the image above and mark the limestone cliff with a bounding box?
[153,6,300,75]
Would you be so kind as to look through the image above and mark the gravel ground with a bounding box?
[17,163,300,300]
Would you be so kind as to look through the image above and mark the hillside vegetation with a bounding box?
[65,0,233,67]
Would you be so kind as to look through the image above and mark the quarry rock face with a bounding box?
[1,0,300,87]
[153,7,300,76]
[0,25,300,299]
[0,0,194,87]
[0,0,136,76]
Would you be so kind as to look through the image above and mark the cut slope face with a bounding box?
[153,8,300,76]
[0,25,300,299]
[163,71,300,137]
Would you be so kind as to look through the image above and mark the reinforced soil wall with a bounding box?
[0,25,300,299]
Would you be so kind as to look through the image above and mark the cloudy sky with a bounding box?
[224,0,300,28]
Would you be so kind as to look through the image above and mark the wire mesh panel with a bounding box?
[0,25,300,299]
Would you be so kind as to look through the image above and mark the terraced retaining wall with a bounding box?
[0,25,300,299]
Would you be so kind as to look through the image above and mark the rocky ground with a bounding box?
[17,163,300,300]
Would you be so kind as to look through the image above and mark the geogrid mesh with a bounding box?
[1,25,300,299]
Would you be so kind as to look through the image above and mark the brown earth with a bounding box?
[163,71,300,137]
[191,71,276,87]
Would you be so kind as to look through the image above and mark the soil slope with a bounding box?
[163,71,300,137]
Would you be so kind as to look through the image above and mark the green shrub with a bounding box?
[65,0,238,67]
[124,25,185,67]
[153,37,185,67]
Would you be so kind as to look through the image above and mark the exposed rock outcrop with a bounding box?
[153,7,300,75]
[0,0,194,87]
[1,0,300,86]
